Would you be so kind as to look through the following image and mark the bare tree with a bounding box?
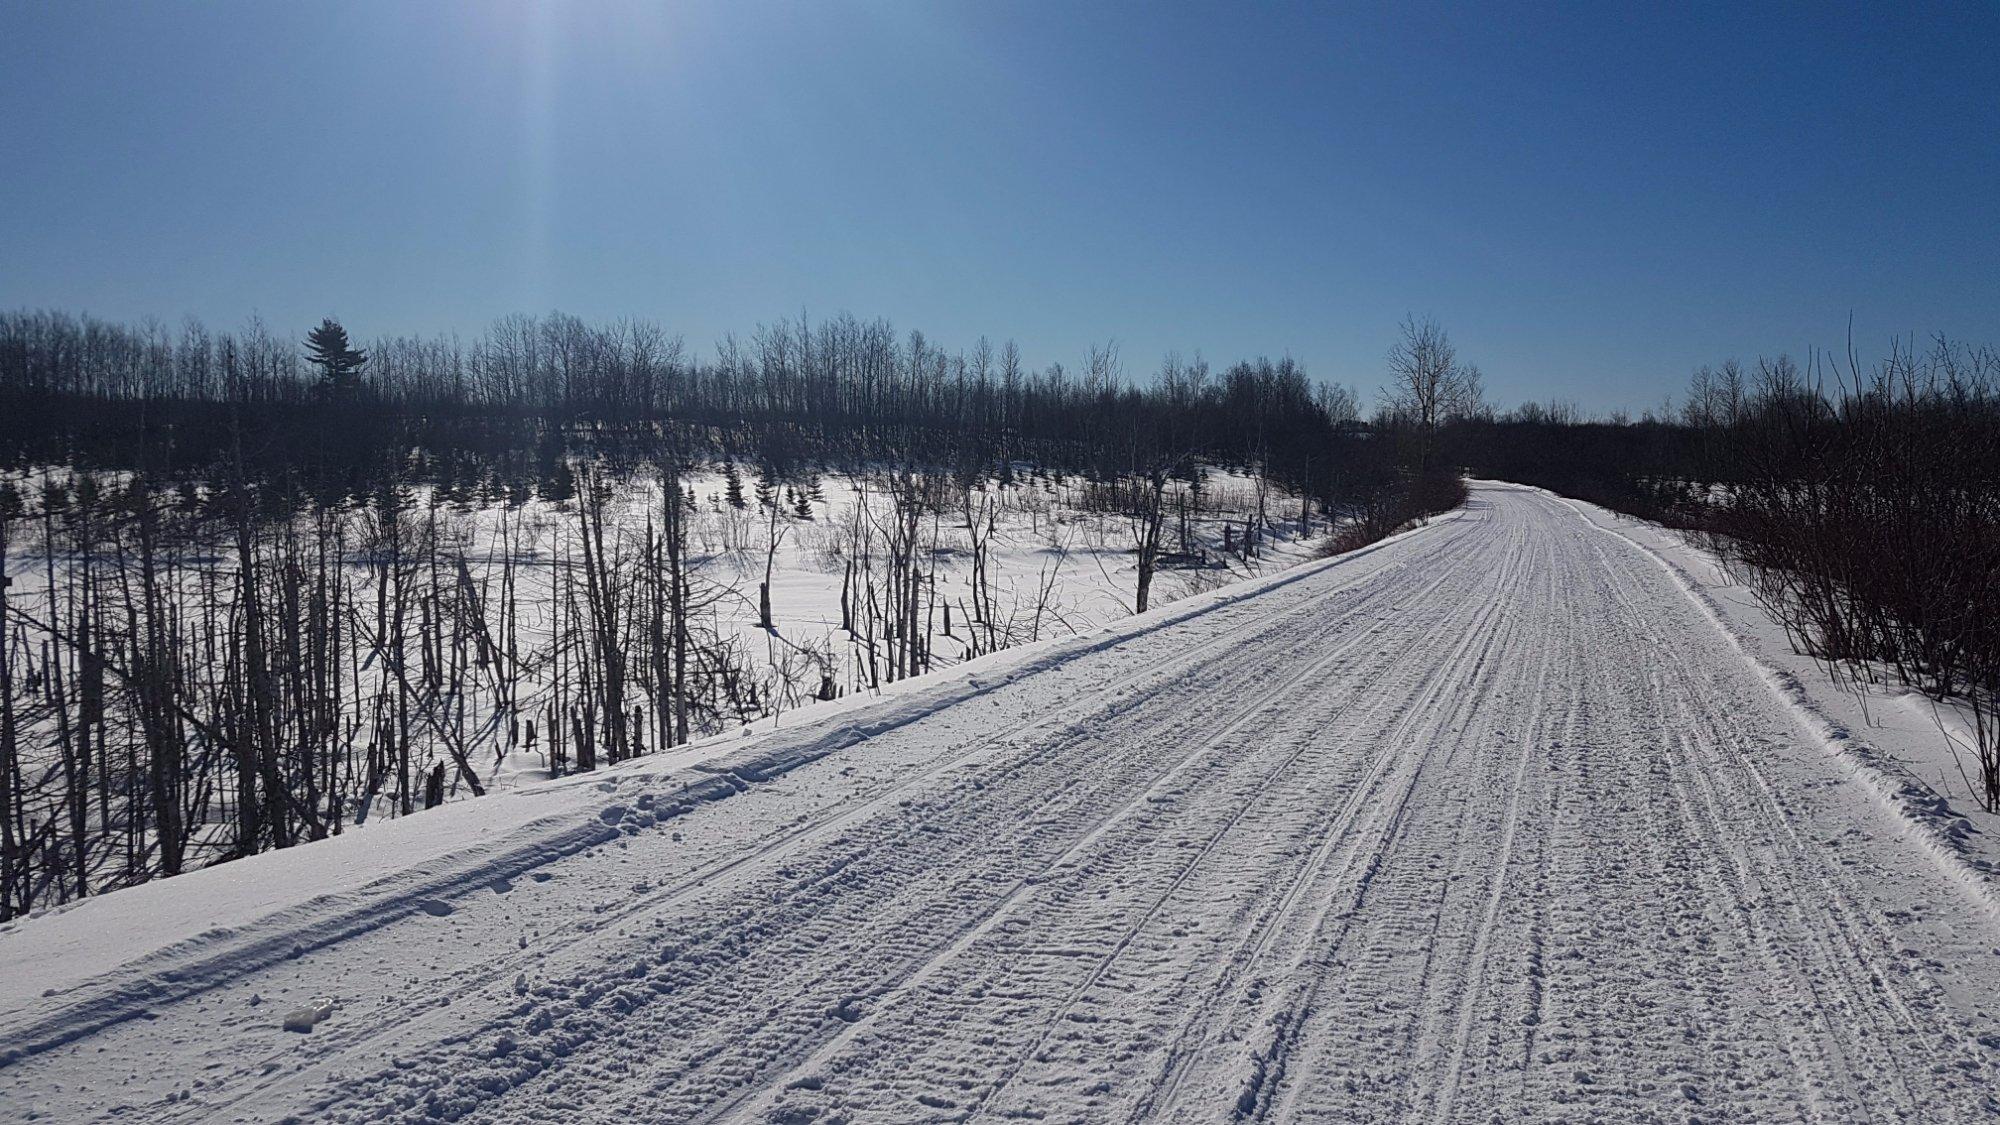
[1380,316,1481,472]
[1315,381,1360,427]
[1128,466,1173,614]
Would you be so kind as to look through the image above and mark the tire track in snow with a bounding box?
[742,506,1528,1124]
[1415,533,1559,1125]
[1125,511,1537,1124]
[1584,522,1976,1118]
[1245,506,1539,1124]
[710,570,1443,1125]
[598,531,1501,1123]
[268,526,1475,1123]
[118,532,1458,1125]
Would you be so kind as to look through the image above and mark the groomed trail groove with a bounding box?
[4,483,2000,1123]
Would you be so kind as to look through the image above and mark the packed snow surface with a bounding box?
[4,483,2000,1122]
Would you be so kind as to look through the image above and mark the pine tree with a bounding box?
[304,318,368,400]
[540,458,576,504]
[723,462,747,509]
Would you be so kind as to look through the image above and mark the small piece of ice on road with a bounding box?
[282,998,336,1033]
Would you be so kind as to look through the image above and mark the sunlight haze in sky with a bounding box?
[2,1,1996,413]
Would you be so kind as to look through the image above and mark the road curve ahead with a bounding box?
[4,483,2000,1124]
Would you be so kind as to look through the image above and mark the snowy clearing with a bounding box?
[3,482,1999,1123]
[0,462,1332,909]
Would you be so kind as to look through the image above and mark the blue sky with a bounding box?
[2,1,1995,412]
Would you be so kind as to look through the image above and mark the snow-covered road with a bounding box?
[5,483,2000,1123]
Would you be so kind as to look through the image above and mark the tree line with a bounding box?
[0,308,1367,501]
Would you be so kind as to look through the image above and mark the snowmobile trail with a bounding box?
[4,483,2000,1123]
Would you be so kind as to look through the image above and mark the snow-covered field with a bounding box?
[3,482,1999,1122]
[465,463,1332,793]
[0,463,1332,904]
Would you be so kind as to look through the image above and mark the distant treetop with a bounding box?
[305,317,368,399]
